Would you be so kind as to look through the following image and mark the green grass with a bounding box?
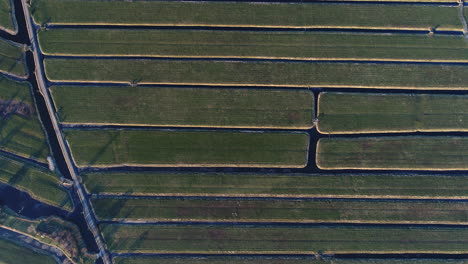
[0,0,15,33]
[0,238,56,264]
[101,224,468,252]
[0,152,71,209]
[30,0,461,30]
[318,92,468,133]
[51,86,313,129]
[113,257,468,264]
[91,197,468,223]
[82,171,468,198]
[113,256,315,264]
[317,136,468,170]
[38,29,468,62]
[44,58,468,89]
[65,130,309,168]
[0,75,50,162]
[0,38,26,77]
[0,207,95,264]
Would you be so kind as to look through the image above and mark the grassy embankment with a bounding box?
[318,93,468,133]
[51,86,313,129]
[44,59,468,89]
[0,0,15,33]
[101,224,468,253]
[38,30,468,62]
[65,130,310,168]
[0,238,56,264]
[31,0,461,30]
[113,257,468,264]
[0,206,96,264]
[0,152,71,210]
[0,75,50,162]
[91,197,468,224]
[0,38,26,77]
[317,137,468,170]
[82,171,468,198]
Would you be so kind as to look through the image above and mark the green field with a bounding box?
[101,224,468,253]
[113,256,315,264]
[0,152,71,209]
[318,93,468,133]
[0,0,15,33]
[51,86,314,129]
[317,137,468,170]
[113,257,467,264]
[44,58,468,89]
[91,197,468,223]
[65,130,309,168]
[0,207,95,264]
[82,171,468,198]
[0,75,50,162]
[0,38,26,77]
[0,238,56,264]
[30,0,461,30]
[38,30,468,62]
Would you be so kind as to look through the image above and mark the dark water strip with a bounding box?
[44,24,465,35]
[91,194,468,203]
[44,54,468,66]
[0,146,48,169]
[97,220,468,229]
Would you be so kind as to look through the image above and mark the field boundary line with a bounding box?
[46,81,468,90]
[90,193,468,201]
[41,54,468,64]
[107,250,468,255]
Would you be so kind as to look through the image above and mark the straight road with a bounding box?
[19,0,112,263]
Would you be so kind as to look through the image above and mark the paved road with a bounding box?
[19,1,112,263]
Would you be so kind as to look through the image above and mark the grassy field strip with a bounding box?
[38,30,468,62]
[81,172,468,199]
[101,224,468,253]
[113,256,316,264]
[0,0,16,34]
[43,58,468,89]
[50,86,314,129]
[65,130,310,168]
[0,152,72,210]
[0,38,26,78]
[0,75,50,162]
[112,256,468,264]
[30,0,462,30]
[318,92,468,133]
[91,197,468,225]
[317,136,468,170]
[0,237,56,264]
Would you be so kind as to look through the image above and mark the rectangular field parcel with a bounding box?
[318,93,468,133]
[0,153,71,209]
[317,137,468,170]
[113,256,315,264]
[65,130,309,168]
[112,258,468,264]
[0,75,49,162]
[38,30,468,62]
[0,37,26,77]
[30,0,462,30]
[91,197,468,224]
[82,172,468,198]
[44,59,468,89]
[101,224,468,253]
[0,0,15,33]
[51,86,314,129]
